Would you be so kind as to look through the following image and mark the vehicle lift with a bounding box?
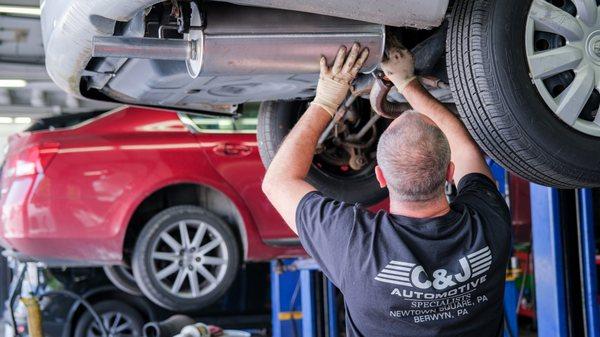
[530,185,599,337]
[269,162,600,337]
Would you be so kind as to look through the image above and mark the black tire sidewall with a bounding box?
[103,265,142,296]
[492,0,600,163]
[73,300,144,337]
[132,205,240,312]
[449,0,600,186]
[257,100,388,204]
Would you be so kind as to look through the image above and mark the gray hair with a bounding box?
[376,111,451,201]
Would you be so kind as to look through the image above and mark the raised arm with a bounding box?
[381,47,492,184]
[262,43,369,233]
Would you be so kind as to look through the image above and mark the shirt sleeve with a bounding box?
[453,173,511,225]
[295,191,358,287]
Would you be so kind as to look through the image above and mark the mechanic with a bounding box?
[262,42,511,336]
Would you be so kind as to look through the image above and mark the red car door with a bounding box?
[182,105,296,241]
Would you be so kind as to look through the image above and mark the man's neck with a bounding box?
[389,194,451,218]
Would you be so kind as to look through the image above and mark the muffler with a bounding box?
[91,2,384,78]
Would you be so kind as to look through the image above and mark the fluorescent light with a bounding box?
[0,117,32,124]
[0,80,27,88]
[0,5,41,16]
[14,117,31,124]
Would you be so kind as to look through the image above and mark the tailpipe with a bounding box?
[92,2,384,78]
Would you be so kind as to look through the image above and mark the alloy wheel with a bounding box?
[86,312,136,337]
[526,0,600,136]
[149,220,229,299]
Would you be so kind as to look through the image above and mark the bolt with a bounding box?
[178,261,183,266]
[188,265,194,270]
[195,257,201,262]
[348,154,368,170]
[190,247,196,252]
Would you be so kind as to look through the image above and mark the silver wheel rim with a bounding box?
[526,0,600,136]
[88,312,136,337]
[150,219,229,299]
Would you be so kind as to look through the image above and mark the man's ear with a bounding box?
[375,165,387,188]
[446,161,455,183]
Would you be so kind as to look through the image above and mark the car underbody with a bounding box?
[41,0,600,190]
[42,0,451,112]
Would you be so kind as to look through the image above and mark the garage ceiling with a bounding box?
[0,1,117,119]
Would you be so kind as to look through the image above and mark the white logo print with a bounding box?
[374,246,492,290]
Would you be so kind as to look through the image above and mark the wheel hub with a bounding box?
[90,312,134,337]
[315,100,382,177]
[526,0,600,136]
[182,251,194,268]
[586,30,600,62]
[587,32,600,62]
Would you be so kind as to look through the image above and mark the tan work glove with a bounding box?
[381,45,417,94]
[312,43,370,117]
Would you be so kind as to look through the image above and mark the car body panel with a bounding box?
[227,0,449,28]
[0,106,306,264]
[199,132,294,240]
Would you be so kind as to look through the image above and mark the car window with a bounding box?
[26,110,107,132]
[181,103,259,134]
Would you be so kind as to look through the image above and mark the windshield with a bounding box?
[181,103,259,133]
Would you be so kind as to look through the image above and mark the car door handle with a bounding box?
[213,143,252,157]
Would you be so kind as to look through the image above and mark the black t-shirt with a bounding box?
[296,173,512,337]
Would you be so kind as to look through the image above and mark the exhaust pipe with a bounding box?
[92,3,384,78]
[143,315,196,337]
[92,37,197,62]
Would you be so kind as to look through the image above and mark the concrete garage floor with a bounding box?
[521,329,537,337]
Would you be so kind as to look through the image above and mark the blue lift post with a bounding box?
[271,259,303,337]
[531,186,600,337]
[530,185,567,337]
[578,189,599,337]
[298,260,317,337]
[271,259,339,337]
[488,159,519,337]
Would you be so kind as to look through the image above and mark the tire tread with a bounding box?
[447,0,584,187]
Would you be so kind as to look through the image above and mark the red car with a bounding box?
[1,105,386,311]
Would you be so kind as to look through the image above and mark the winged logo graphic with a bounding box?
[374,246,492,290]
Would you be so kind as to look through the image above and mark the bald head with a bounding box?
[376,111,451,201]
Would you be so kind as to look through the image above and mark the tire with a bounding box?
[257,100,388,205]
[73,300,144,337]
[447,0,600,187]
[132,205,239,312]
[103,265,142,296]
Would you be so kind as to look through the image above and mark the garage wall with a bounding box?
[0,122,30,161]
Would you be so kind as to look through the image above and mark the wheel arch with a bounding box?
[122,182,249,262]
